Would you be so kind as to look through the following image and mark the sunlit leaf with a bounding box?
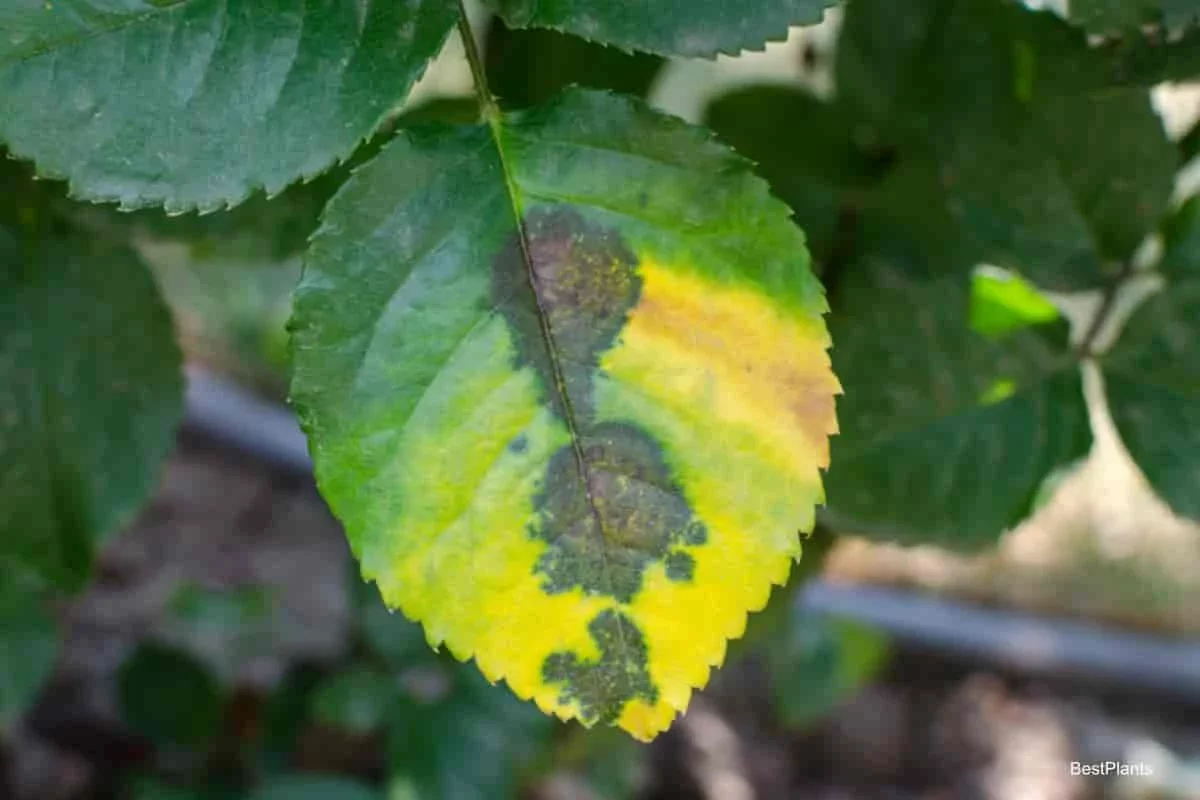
[290,88,838,739]
[969,267,1060,339]
[0,0,459,212]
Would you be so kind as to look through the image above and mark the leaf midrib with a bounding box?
[484,112,637,681]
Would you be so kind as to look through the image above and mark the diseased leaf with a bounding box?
[481,0,836,58]
[824,232,1091,548]
[290,88,838,739]
[0,0,459,212]
[1102,244,1200,521]
[0,165,182,589]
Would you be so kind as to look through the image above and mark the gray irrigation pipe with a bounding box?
[184,366,1200,702]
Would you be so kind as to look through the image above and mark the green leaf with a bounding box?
[0,0,459,212]
[1102,259,1200,522]
[0,566,57,726]
[824,239,1092,548]
[251,776,379,800]
[1165,0,1200,27]
[388,665,553,800]
[311,665,398,734]
[969,267,1060,339]
[290,88,838,739]
[702,86,888,267]
[486,20,664,110]
[0,167,183,590]
[481,0,836,57]
[1070,0,1160,32]
[945,88,1175,290]
[766,613,889,729]
[836,0,1175,290]
[118,643,223,747]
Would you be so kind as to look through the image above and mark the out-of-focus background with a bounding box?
[4,2,1200,799]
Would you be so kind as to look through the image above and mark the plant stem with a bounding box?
[457,2,500,122]
[1079,265,1131,357]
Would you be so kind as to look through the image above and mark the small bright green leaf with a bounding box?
[481,0,836,57]
[251,776,379,800]
[0,168,182,589]
[766,613,889,729]
[118,643,223,747]
[0,0,459,212]
[969,267,1060,339]
[0,566,57,726]
[824,241,1091,548]
[1102,260,1200,522]
[389,665,552,800]
[486,20,664,110]
[291,88,838,739]
[311,665,398,734]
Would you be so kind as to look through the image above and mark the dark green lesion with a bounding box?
[493,206,642,420]
[532,422,705,602]
[492,205,711,722]
[542,609,658,726]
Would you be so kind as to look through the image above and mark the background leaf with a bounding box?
[481,0,836,57]
[1102,238,1200,522]
[118,643,223,748]
[0,164,182,589]
[0,0,459,212]
[766,613,889,729]
[250,776,379,800]
[0,566,57,726]
[823,232,1091,548]
[485,20,664,110]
